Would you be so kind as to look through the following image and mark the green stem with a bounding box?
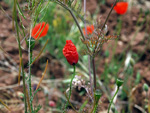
[69,65,76,100]
[28,33,33,112]
[29,50,33,112]
[91,99,98,113]
[64,92,78,113]
[30,50,33,64]
[91,97,95,113]
[107,86,119,113]
[63,65,76,113]
[68,9,91,53]
[93,103,98,113]
[116,16,122,35]
[92,57,96,90]
[55,0,85,41]
[22,65,27,113]
[13,0,27,112]
[91,90,101,113]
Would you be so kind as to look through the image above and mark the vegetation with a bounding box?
[0,0,150,113]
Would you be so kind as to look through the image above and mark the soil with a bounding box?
[0,0,150,113]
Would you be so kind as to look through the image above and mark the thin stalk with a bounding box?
[91,98,96,113]
[94,0,118,55]
[101,0,118,30]
[88,56,93,95]
[83,0,93,96]
[84,0,87,35]
[0,99,11,111]
[116,16,122,35]
[13,0,27,112]
[30,50,33,63]
[69,9,85,40]
[69,65,76,99]
[91,97,98,113]
[107,86,119,113]
[64,92,78,113]
[28,23,33,112]
[63,65,76,113]
[26,89,32,113]
[92,57,96,90]
[55,0,85,40]
[93,103,98,113]
[21,61,27,113]
[53,0,91,54]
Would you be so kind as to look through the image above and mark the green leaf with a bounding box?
[16,1,26,19]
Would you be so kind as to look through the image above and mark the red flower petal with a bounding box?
[114,2,128,15]
[83,25,94,35]
[63,40,79,65]
[31,22,49,39]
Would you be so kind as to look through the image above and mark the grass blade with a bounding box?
[79,99,88,113]
[36,60,48,90]
[13,0,27,111]
[26,89,32,113]
[64,92,78,113]
[16,1,26,19]
[18,57,22,85]
[31,39,49,65]
[0,99,11,111]
[148,104,150,113]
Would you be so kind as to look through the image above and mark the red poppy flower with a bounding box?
[31,22,49,39]
[114,2,128,15]
[83,25,94,35]
[63,40,79,65]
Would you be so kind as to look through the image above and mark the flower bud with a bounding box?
[94,89,102,104]
[63,40,78,65]
[143,83,149,92]
[116,78,124,88]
